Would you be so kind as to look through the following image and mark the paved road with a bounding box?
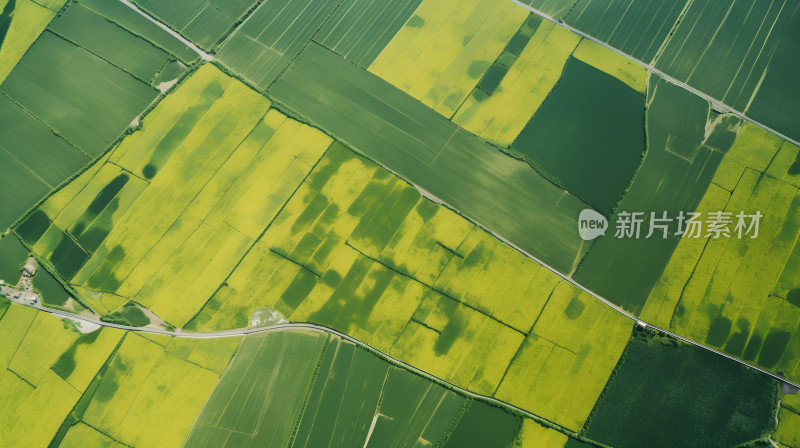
[508,0,800,148]
[118,0,213,61]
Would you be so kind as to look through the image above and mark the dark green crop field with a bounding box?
[583,329,780,448]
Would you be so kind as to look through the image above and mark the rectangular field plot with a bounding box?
[574,76,732,314]
[79,0,198,63]
[510,56,646,215]
[0,93,88,231]
[1,31,158,156]
[216,0,340,90]
[271,42,589,274]
[583,330,780,448]
[0,234,27,285]
[314,0,423,67]
[747,11,800,142]
[78,332,225,448]
[641,120,800,383]
[368,0,528,118]
[184,142,631,432]
[49,3,173,82]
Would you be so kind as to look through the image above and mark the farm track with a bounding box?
[104,0,800,393]
[117,0,213,61]
[507,0,800,149]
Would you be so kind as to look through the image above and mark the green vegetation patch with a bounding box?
[270,42,588,273]
[78,0,197,62]
[100,302,150,327]
[315,0,424,67]
[1,32,158,155]
[184,330,326,448]
[565,0,685,63]
[217,0,340,89]
[49,3,172,82]
[583,329,780,448]
[0,234,27,285]
[512,57,646,214]
[574,76,729,314]
[32,269,71,307]
[132,0,258,49]
[443,401,520,448]
[0,94,88,231]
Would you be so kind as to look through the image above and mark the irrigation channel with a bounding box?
[104,0,800,395]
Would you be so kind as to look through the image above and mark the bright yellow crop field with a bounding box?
[0,0,62,84]
[643,122,800,382]
[369,0,527,118]
[183,143,632,431]
[572,38,647,94]
[517,419,569,447]
[453,22,579,145]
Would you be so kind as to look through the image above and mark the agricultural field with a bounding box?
[270,42,590,274]
[130,0,257,49]
[0,300,240,448]
[15,64,334,327]
[368,0,528,118]
[1,31,158,155]
[540,0,800,141]
[78,0,198,63]
[747,11,800,142]
[0,92,88,231]
[15,53,631,434]
[216,0,340,90]
[775,392,800,448]
[651,0,799,113]
[3,0,800,447]
[0,0,64,84]
[641,120,800,383]
[186,330,522,448]
[0,234,27,285]
[574,75,734,314]
[315,0,423,68]
[179,139,631,432]
[452,17,580,145]
[564,0,686,63]
[510,57,646,214]
[582,329,780,448]
[0,0,192,234]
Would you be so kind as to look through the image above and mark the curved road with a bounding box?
[29,302,593,443]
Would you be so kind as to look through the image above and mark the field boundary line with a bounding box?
[506,0,800,149]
